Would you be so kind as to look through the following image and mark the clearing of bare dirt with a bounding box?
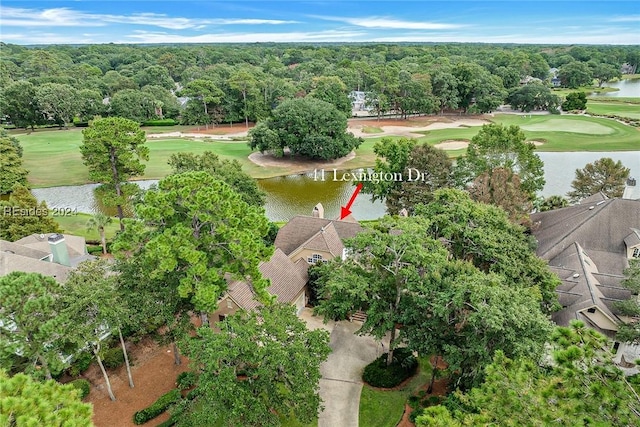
[84,338,190,427]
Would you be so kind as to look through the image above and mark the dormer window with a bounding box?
[307,253,324,264]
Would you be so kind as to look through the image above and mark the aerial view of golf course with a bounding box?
[1,2,640,426]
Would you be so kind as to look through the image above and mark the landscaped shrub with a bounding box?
[68,351,93,377]
[362,348,418,388]
[176,371,198,390]
[409,408,424,423]
[101,347,125,369]
[133,389,182,425]
[69,379,91,399]
[141,119,177,126]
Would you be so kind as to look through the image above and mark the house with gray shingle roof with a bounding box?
[0,233,93,283]
[211,204,363,322]
[531,196,640,371]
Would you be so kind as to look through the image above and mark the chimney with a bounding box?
[48,234,70,266]
[312,203,324,219]
[627,177,636,186]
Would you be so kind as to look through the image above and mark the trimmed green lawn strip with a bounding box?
[587,102,640,119]
[359,358,431,427]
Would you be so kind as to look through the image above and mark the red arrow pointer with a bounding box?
[340,182,363,220]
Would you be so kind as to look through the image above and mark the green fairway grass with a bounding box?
[587,102,640,119]
[519,118,614,134]
[17,114,640,188]
[490,114,640,151]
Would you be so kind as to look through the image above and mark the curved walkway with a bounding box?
[301,309,386,427]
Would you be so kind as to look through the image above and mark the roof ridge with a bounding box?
[538,201,612,258]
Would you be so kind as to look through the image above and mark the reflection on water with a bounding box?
[31,153,640,222]
[31,180,159,217]
[539,152,640,197]
[258,170,386,221]
[592,78,640,97]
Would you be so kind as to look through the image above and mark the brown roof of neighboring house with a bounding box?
[226,248,309,311]
[0,252,72,282]
[275,216,363,255]
[531,198,640,273]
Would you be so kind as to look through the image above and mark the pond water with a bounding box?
[592,78,640,97]
[32,151,639,222]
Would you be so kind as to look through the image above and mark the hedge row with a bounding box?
[141,119,177,126]
[362,347,418,388]
[133,389,182,425]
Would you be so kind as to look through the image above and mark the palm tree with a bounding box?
[86,213,112,254]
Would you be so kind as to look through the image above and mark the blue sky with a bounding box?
[1,1,638,45]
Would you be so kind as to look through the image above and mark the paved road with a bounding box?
[300,309,384,427]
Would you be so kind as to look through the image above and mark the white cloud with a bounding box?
[0,6,298,30]
[371,31,638,45]
[123,30,365,44]
[609,15,640,22]
[313,15,465,30]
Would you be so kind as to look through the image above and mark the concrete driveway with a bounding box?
[300,309,386,427]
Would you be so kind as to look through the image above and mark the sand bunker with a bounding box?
[434,140,469,150]
[248,150,356,169]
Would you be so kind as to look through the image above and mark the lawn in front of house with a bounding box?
[359,358,432,427]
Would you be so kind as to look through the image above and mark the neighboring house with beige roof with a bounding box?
[0,233,93,283]
[212,204,364,321]
[531,195,640,372]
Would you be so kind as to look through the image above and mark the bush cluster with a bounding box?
[141,119,177,126]
[133,389,182,425]
[68,379,91,399]
[176,371,198,390]
[101,347,125,369]
[68,351,93,377]
[362,348,418,388]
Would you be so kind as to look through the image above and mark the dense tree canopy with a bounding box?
[0,272,67,380]
[168,151,265,207]
[361,137,453,215]
[417,322,640,426]
[454,123,545,198]
[1,43,636,128]
[567,157,630,202]
[112,172,273,313]
[468,167,533,226]
[0,184,61,241]
[315,202,555,387]
[249,97,362,160]
[414,189,560,312]
[506,82,560,112]
[0,370,93,426]
[0,131,28,195]
[178,305,331,427]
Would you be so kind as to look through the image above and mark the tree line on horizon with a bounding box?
[0,42,637,130]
